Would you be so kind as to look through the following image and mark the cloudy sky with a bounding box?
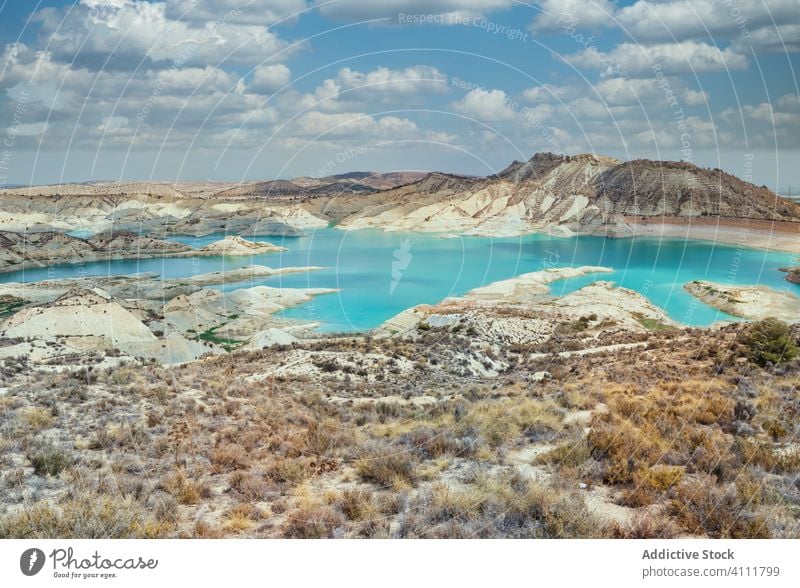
[0,0,798,188]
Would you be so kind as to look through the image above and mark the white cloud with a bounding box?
[531,0,616,33]
[718,94,800,147]
[617,0,800,45]
[335,66,448,95]
[286,65,449,113]
[165,0,307,25]
[248,64,292,94]
[451,88,516,121]
[292,111,423,140]
[594,77,708,107]
[731,24,800,54]
[564,40,748,76]
[33,0,296,70]
[0,44,280,149]
[521,83,581,103]
[315,0,513,22]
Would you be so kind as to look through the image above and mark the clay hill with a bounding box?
[0,154,797,241]
[322,153,800,237]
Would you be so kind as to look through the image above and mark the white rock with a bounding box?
[244,328,298,350]
[532,371,551,382]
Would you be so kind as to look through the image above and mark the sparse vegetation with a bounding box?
[197,324,243,350]
[0,321,797,538]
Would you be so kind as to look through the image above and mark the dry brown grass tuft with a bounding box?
[670,475,771,538]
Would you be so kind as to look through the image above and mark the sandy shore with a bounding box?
[622,216,800,254]
[684,280,800,322]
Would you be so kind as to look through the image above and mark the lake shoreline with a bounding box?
[2,228,798,332]
[2,219,798,276]
[619,216,800,254]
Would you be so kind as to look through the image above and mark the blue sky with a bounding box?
[0,0,798,188]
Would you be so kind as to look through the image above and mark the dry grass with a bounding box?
[0,322,797,538]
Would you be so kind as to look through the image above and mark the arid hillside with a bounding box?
[1,154,796,241]
[1,316,798,539]
[332,153,800,236]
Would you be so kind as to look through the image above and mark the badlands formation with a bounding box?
[184,236,286,257]
[379,266,676,350]
[1,159,800,539]
[0,153,798,250]
[0,262,333,365]
[0,153,798,366]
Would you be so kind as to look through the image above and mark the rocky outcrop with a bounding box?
[0,230,191,273]
[0,231,302,274]
[0,271,336,363]
[464,266,612,300]
[183,236,286,257]
[180,264,325,286]
[162,285,336,340]
[0,287,156,343]
[243,328,299,350]
[780,266,800,285]
[0,286,216,363]
[684,280,800,322]
[379,266,676,343]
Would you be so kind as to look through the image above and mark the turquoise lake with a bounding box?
[2,229,798,333]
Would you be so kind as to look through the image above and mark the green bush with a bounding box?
[739,318,798,366]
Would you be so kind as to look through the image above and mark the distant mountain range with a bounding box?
[0,154,797,240]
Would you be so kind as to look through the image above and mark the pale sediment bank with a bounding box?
[174,236,287,257]
[684,280,800,323]
[621,216,800,254]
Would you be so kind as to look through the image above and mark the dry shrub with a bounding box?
[402,473,605,539]
[223,503,265,534]
[535,439,592,469]
[622,465,684,507]
[193,519,222,538]
[670,475,771,538]
[686,428,736,480]
[0,495,149,538]
[335,488,377,522]
[588,417,666,483]
[26,442,73,477]
[263,458,311,489]
[282,490,346,539]
[355,443,418,489]
[228,470,271,500]
[736,438,776,470]
[461,397,563,447]
[19,406,54,431]
[304,419,354,457]
[609,512,681,538]
[161,470,208,505]
[210,443,250,473]
[399,426,477,459]
[735,468,770,507]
